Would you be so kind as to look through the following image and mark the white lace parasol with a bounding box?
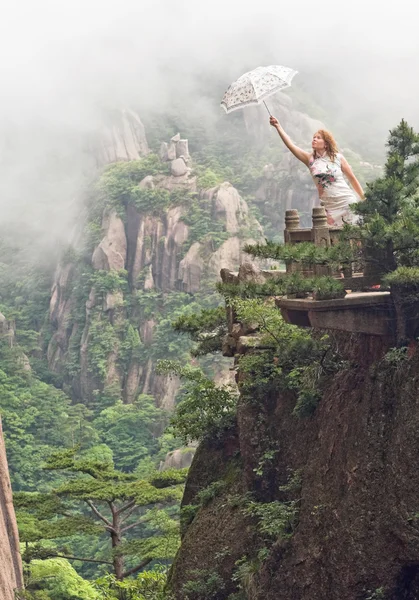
[220,65,298,114]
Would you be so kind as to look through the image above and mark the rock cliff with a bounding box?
[169,320,419,599]
[0,417,24,599]
[46,131,264,408]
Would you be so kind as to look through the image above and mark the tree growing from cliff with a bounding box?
[156,361,238,443]
[15,448,186,581]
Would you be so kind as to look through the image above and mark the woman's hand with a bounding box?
[270,116,279,127]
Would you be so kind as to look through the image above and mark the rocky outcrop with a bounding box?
[92,211,127,271]
[94,108,149,165]
[211,182,249,234]
[0,419,24,599]
[161,445,197,471]
[160,133,191,178]
[47,132,264,408]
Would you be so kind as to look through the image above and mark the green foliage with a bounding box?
[180,194,229,252]
[96,156,170,214]
[0,349,87,490]
[22,558,100,600]
[383,266,419,287]
[253,449,279,477]
[87,317,119,381]
[243,499,298,540]
[229,298,337,415]
[195,480,228,507]
[382,346,409,367]
[157,361,238,444]
[172,306,227,356]
[93,396,164,471]
[244,238,358,272]
[94,568,170,600]
[133,188,172,214]
[365,588,385,600]
[181,569,225,600]
[196,168,224,190]
[231,554,262,598]
[311,276,345,300]
[90,269,128,300]
[180,504,199,532]
[17,449,184,579]
[353,120,419,277]
[283,272,313,297]
[216,279,286,300]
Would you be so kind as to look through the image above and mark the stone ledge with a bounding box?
[277,291,392,311]
[277,292,396,338]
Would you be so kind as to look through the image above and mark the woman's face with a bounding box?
[312,132,326,153]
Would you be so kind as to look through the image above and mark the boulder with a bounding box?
[139,175,155,190]
[161,447,197,470]
[171,157,188,177]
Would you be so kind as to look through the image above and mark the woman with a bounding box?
[269,116,365,226]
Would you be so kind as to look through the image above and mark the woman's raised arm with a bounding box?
[270,116,311,166]
[340,155,365,200]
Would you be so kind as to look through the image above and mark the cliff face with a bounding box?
[170,332,419,600]
[0,418,24,599]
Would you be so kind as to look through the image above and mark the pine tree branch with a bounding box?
[120,520,144,534]
[116,499,136,516]
[86,499,114,529]
[53,553,113,565]
[120,504,138,524]
[121,557,152,579]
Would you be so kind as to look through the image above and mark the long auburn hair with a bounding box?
[314,129,339,162]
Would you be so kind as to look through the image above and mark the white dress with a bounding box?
[308,152,358,226]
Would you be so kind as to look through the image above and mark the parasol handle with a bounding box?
[263,101,272,116]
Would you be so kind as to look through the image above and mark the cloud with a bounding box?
[0,0,418,250]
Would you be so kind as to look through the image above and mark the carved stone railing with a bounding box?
[284,207,382,290]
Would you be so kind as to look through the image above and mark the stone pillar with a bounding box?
[284,209,300,243]
[312,207,331,276]
[284,210,301,274]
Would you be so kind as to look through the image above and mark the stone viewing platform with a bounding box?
[221,206,419,348]
[278,292,395,336]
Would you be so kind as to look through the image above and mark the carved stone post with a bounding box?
[312,207,331,276]
[284,209,300,243]
[284,210,300,274]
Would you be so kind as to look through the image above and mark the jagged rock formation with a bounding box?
[0,418,24,599]
[47,133,264,408]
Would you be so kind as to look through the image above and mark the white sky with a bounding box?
[0,0,418,248]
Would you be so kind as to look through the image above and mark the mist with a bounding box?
[1,0,418,251]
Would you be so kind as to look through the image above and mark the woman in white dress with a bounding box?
[269,116,365,226]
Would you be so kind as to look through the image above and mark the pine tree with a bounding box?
[15,448,186,581]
